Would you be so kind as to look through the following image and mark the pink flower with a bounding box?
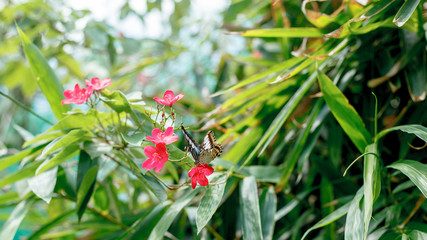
[142,144,169,173]
[85,77,111,91]
[188,164,214,189]
[153,90,184,107]
[146,127,178,145]
[61,84,93,105]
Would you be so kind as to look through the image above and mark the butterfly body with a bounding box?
[181,126,222,165]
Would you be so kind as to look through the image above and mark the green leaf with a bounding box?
[76,165,98,221]
[318,69,372,153]
[393,0,421,27]
[0,198,34,240]
[241,28,324,38]
[363,143,381,240]
[16,26,70,120]
[36,144,79,175]
[387,160,427,198]
[211,57,304,97]
[28,210,74,240]
[145,175,167,203]
[0,191,19,205]
[27,166,58,203]
[121,132,145,145]
[196,174,227,234]
[101,90,150,127]
[277,99,322,188]
[243,69,318,167]
[0,145,45,171]
[45,110,110,132]
[376,124,427,142]
[302,201,351,240]
[240,166,281,183]
[275,190,311,221]
[240,176,263,240]
[260,186,277,240]
[345,188,364,240]
[39,129,88,158]
[0,161,43,188]
[149,188,200,240]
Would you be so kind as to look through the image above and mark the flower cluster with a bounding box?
[141,90,216,189]
[61,77,111,105]
[142,127,178,173]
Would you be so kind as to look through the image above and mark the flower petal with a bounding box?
[191,176,197,189]
[151,128,163,137]
[201,164,214,175]
[144,145,156,157]
[142,158,155,170]
[188,167,196,177]
[164,127,174,136]
[163,90,175,99]
[197,174,209,186]
[173,93,184,102]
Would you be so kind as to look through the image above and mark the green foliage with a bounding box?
[0,0,426,239]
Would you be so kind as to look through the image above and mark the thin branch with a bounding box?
[0,90,54,125]
[399,195,426,229]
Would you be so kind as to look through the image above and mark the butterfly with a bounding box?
[181,125,222,165]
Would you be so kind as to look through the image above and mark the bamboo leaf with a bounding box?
[345,188,364,240]
[0,198,34,240]
[318,69,372,153]
[36,144,80,175]
[27,166,58,203]
[243,70,318,167]
[240,176,263,240]
[39,129,88,158]
[149,189,200,240]
[0,145,45,171]
[302,201,351,240]
[363,143,381,240]
[196,174,227,234]
[387,160,427,198]
[260,186,277,240]
[0,161,43,188]
[241,28,324,38]
[76,165,98,221]
[393,0,421,27]
[376,124,427,142]
[16,26,70,120]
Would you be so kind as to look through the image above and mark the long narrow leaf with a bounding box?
[149,188,200,240]
[196,174,227,234]
[387,160,427,198]
[363,143,381,240]
[302,201,351,240]
[376,124,427,142]
[16,26,70,120]
[393,0,421,27]
[318,69,372,152]
[0,198,34,240]
[240,176,263,240]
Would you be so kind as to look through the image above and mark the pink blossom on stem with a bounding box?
[146,127,178,145]
[85,77,112,91]
[153,90,184,107]
[61,84,93,105]
[188,164,214,189]
[142,143,169,173]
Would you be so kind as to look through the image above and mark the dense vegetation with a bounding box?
[0,0,426,239]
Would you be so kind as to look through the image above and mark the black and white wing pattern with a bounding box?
[181,126,222,165]
[181,125,201,163]
[198,131,222,165]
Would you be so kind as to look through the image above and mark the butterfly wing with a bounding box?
[181,126,201,163]
[198,131,222,164]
